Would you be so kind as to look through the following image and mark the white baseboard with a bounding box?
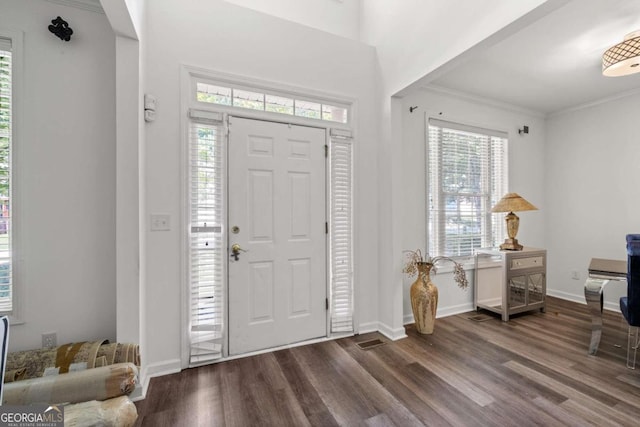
[358,321,379,335]
[358,321,407,340]
[437,302,475,318]
[538,289,621,313]
[403,302,475,325]
[546,289,586,305]
[136,359,181,401]
[377,322,408,341]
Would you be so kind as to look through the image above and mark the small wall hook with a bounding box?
[518,125,529,135]
[409,106,419,113]
[49,16,73,42]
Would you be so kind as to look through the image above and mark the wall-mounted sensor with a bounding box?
[144,94,157,122]
[144,94,157,111]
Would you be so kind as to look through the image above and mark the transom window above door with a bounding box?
[195,81,349,124]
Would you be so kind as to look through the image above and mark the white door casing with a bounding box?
[228,116,327,355]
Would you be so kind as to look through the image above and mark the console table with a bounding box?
[474,247,546,321]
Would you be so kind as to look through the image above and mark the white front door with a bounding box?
[228,116,327,355]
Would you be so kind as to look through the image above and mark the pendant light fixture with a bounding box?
[602,30,640,76]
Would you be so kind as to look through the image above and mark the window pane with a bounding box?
[322,104,348,123]
[427,121,507,257]
[233,89,264,110]
[0,47,11,311]
[295,100,321,119]
[194,81,350,124]
[196,83,232,106]
[265,95,293,115]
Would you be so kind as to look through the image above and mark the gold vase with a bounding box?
[410,262,439,334]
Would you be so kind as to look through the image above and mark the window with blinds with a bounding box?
[329,130,353,333]
[188,109,225,365]
[0,38,12,312]
[427,118,507,257]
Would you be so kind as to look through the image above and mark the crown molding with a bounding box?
[421,84,546,119]
[548,86,640,118]
[44,0,104,14]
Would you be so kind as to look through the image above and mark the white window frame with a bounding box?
[0,28,24,325]
[180,66,357,367]
[426,118,508,259]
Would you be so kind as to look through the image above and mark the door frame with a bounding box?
[180,65,357,368]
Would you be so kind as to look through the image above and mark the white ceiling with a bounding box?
[429,0,640,115]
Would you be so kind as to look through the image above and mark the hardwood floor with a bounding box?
[134,297,640,426]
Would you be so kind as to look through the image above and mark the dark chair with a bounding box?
[621,234,640,369]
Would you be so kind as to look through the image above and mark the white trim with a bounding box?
[0,28,24,324]
[403,302,476,325]
[546,289,586,305]
[180,65,358,367]
[330,128,353,139]
[423,84,545,119]
[546,289,622,313]
[138,359,182,400]
[437,302,475,319]
[142,358,182,379]
[43,0,104,13]
[188,109,223,123]
[184,65,355,130]
[357,321,379,335]
[180,67,190,369]
[548,86,640,118]
[377,322,408,341]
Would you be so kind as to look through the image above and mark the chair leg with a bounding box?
[627,325,639,369]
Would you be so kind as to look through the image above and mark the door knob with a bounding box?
[230,244,245,261]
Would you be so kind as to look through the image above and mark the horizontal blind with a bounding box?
[427,119,506,257]
[0,39,12,312]
[329,132,353,333]
[188,110,224,364]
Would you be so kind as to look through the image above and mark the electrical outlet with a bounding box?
[42,332,57,348]
[570,270,581,280]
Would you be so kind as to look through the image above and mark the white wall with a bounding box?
[400,87,546,321]
[143,0,378,369]
[0,0,116,351]
[222,0,361,41]
[360,0,566,338]
[545,93,640,310]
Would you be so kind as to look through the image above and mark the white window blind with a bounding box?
[329,130,353,333]
[0,38,12,312]
[427,118,507,257]
[188,109,225,364]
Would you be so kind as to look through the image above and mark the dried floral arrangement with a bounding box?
[402,249,469,289]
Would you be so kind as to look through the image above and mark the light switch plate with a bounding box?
[150,213,171,231]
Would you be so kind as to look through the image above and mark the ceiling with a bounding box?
[429,0,640,115]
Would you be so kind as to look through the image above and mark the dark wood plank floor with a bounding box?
[135,297,640,426]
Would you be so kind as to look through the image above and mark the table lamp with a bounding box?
[491,193,537,251]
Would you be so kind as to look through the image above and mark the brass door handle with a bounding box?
[231,244,245,261]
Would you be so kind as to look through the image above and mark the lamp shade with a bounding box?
[603,30,640,77]
[491,193,537,213]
